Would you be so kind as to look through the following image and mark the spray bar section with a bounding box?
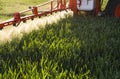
[0,0,68,29]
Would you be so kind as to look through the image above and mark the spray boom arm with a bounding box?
[0,0,68,29]
[0,0,119,30]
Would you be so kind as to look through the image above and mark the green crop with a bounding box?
[0,15,120,79]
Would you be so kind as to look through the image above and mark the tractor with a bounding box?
[0,0,120,29]
[69,0,120,17]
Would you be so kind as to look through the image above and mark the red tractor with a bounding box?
[69,0,120,17]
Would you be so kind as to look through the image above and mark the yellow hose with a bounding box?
[101,0,109,11]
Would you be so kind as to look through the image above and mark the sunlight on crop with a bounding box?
[0,10,73,44]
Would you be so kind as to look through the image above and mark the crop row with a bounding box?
[0,16,120,79]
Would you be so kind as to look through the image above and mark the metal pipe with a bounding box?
[37,0,53,8]
[20,0,53,14]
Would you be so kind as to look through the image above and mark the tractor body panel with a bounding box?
[77,0,95,11]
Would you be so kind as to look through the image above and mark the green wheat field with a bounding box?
[0,0,120,79]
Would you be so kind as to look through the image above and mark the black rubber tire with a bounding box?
[104,0,120,16]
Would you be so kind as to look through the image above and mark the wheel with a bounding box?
[104,0,120,16]
[115,4,120,18]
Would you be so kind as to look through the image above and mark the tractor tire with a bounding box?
[104,0,120,17]
[115,4,120,18]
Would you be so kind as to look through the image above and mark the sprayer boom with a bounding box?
[1,0,119,30]
[0,0,68,29]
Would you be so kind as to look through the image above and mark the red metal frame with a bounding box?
[0,0,68,29]
[95,0,101,15]
[69,0,78,15]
